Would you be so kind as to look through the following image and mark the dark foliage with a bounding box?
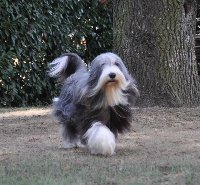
[0,0,113,107]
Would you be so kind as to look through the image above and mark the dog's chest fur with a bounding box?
[78,102,132,137]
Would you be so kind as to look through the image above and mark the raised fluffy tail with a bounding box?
[48,52,87,83]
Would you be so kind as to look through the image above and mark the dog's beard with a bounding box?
[94,66,129,106]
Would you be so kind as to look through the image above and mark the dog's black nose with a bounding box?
[109,72,116,79]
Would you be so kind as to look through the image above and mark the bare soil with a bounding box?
[0,107,200,183]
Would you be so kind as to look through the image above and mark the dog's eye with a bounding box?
[115,62,120,66]
[101,63,105,67]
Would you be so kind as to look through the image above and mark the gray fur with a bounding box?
[48,52,139,154]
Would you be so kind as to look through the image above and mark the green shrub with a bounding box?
[0,0,113,107]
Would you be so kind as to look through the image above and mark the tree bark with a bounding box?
[113,0,200,107]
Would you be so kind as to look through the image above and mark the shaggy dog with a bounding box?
[48,52,139,155]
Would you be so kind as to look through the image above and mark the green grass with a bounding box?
[0,155,199,185]
[1,107,200,185]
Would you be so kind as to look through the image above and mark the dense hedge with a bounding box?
[0,0,112,107]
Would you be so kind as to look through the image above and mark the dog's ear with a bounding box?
[132,84,140,97]
[124,79,140,105]
[130,77,140,97]
[124,86,139,106]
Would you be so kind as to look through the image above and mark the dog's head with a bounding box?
[89,53,129,90]
[87,53,139,106]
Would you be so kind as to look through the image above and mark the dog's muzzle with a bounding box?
[109,72,116,79]
[108,72,116,82]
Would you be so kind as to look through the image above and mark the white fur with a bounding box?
[105,84,129,106]
[48,56,68,77]
[95,65,129,106]
[53,97,59,103]
[96,66,127,90]
[63,140,76,149]
[83,122,116,155]
[63,139,85,149]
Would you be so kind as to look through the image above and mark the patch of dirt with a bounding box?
[0,107,200,166]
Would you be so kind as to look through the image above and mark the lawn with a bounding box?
[0,107,200,185]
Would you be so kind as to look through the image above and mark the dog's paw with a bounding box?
[63,140,76,149]
[84,122,116,156]
[75,140,86,148]
[62,139,85,149]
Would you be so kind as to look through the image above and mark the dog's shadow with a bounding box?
[60,146,138,157]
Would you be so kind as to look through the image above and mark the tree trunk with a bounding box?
[113,0,200,107]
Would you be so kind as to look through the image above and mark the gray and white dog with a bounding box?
[48,52,139,155]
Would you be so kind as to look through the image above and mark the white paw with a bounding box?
[63,140,76,149]
[83,122,116,156]
[75,140,85,148]
[63,139,85,149]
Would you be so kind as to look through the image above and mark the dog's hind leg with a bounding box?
[63,139,76,149]
[63,138,85,148]
[83,122,116,155]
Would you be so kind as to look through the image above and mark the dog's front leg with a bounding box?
[83,122,116,156]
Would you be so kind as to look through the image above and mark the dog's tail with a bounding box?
[83,122,116,156]
[48,52,87,83]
